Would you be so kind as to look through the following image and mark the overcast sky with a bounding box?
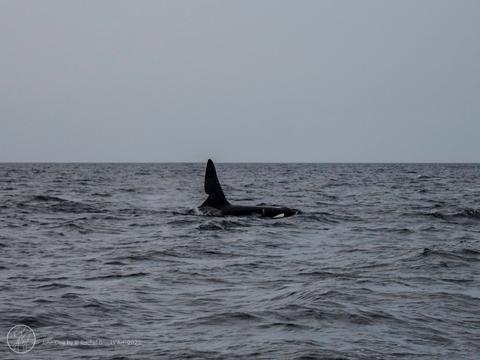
[1,1,479,162]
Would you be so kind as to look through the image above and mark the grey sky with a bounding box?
[1,0,479,162]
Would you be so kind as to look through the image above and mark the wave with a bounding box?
[428,208,480,223]
[85,272,149,281]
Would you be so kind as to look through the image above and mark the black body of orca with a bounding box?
[198,159,297,218]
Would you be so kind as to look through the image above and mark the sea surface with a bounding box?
[1,162,479,360]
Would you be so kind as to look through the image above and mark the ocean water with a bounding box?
[1,162,479,360]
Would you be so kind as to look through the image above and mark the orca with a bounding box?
[198,159,297,218]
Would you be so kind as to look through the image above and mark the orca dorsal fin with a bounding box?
[201,159,229,208]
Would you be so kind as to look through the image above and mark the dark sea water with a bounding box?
[1,163,479,360]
